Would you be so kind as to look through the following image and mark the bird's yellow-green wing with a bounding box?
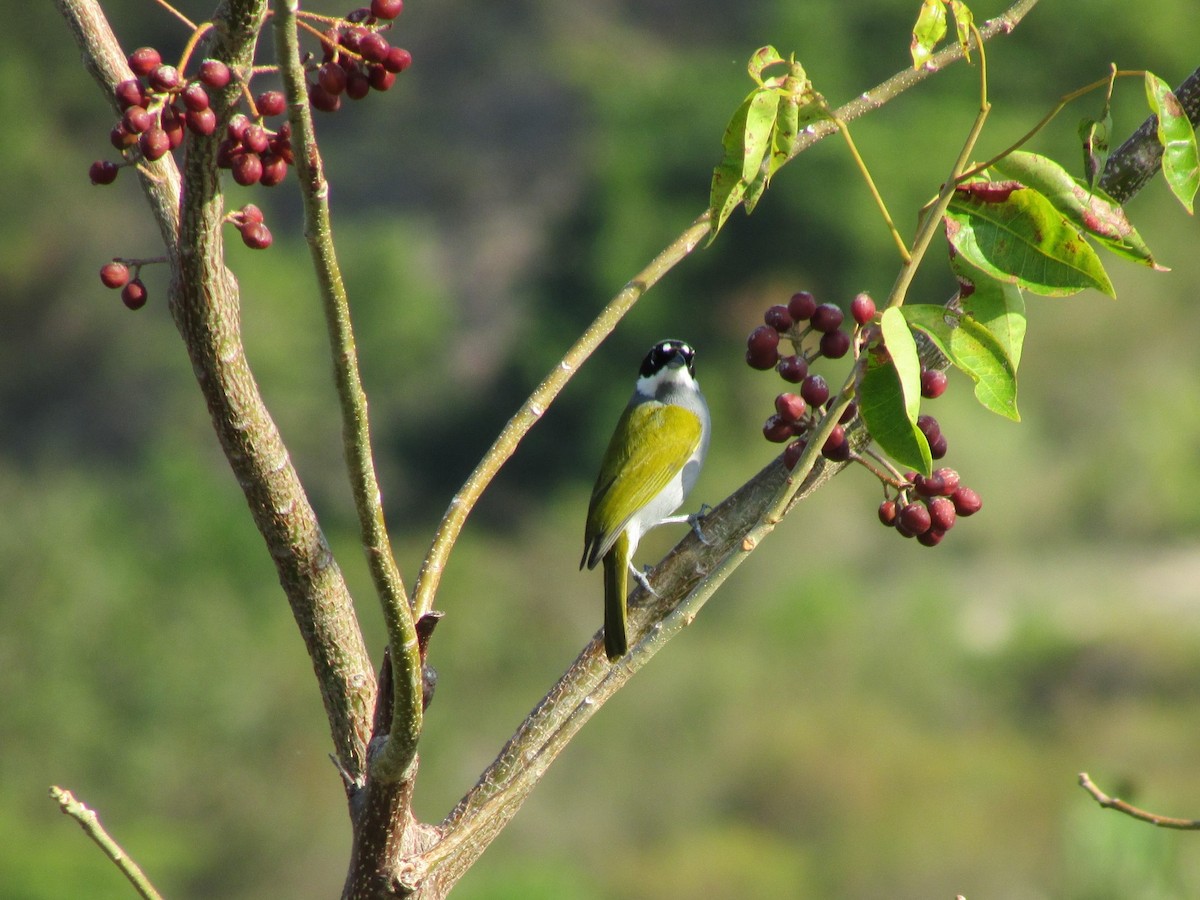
[581,401,702,568]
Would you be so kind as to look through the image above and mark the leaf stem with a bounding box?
[829,108,911,263]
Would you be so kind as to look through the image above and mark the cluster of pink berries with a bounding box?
[878,468,982,546]
[308,0,412,112]
[746,288,982,547]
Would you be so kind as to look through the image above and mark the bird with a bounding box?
[581,339,710,660]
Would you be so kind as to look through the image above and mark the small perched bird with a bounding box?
[581,339,710,660]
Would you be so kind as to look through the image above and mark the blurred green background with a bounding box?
[6,0,1200,897]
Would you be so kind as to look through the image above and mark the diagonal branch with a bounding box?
[1078,773,1200,830]
[51,787,164,900]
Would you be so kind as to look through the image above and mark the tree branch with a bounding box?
[56,0,377,790]
[51,787,164,900]
[1078,773,1200,830]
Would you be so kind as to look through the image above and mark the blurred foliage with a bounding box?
[6,0,1200,897]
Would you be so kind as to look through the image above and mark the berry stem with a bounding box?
[150,0,196,31]
[854,446,909,488]
[176,21,214,76]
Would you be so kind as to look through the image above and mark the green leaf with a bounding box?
[859,313,932,475]
[992,150,1165,270]
[903,304,1020,420]
[1078,114,1111,190]
[945,184,1116,297]
[910,0,947,70]
[948,1,974,61]
[747,45,787,85]
[951,255,1027,371]
[1145,72,1200,214]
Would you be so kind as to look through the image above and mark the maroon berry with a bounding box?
[367,65,395,92]
[243,124,270,154]
[917,414,940,442]
[138,127,171,161]
[346,8,372,25]
[929,433,948,459]
[928,496,957,531]
[161,105,185,148]
[898,502,932,535]
[99,261,129,288]
[787,291,816,321]
[774,392,807,423]
[318,63,348,95]
[371,0,403,18]
[878,499,898,527]
[122,105,154,134]
[839,401,858,424]
[341,25,369,53]
[216,138,238,167]
[776,355,808,384]
[933,467,960,495]
[231,152,263,185]
[345,70,372,100]
[147,64,181,92]
[182,82,211,111]
[917,528,946,547]
[227,114,251,143]
[256,90,287,117]
[810,303,844,334]
[821,424,850,461]
[359,32,390,64]
[259,153,288,186]
[850,292,876,326]
[764,304,793,332]
[186,107,217,136]
[89,160,119,185]
[782,439,807,470]
[308,81,342,112]
[241,203,265,224]
[121,278,148,309]
[951,487,982,516]
[114,79,146,110]
[799,374,829,407]
[746,325,781,370]
[383,46,413,73]
[240,221,273,249]
[127,47,162,78]
[763,415,794,443]
[198,59,231,89]
[819,329,851,359]
[913,472,944,497]
[921,368,948,399]
[110,122,138,150]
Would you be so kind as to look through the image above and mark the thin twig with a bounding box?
[272,0,422,783]
[1078,773,1200,830]
[50,787,165,900]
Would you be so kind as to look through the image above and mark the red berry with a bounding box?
[921,368,948,399]
[216,138,238,168]
[198,59,231,89]
[787,291,816,321]
[383,46,412,73]
[121,278,148,309]
[89,160,119,185]
[371,0,403,18]
[128,47,162,78]
[878,499,898,527]
[819,329,851,359]
[148,64,181,92]
[839,401,858,424]
[256,90,287,117]
[933,467,960,495]
[810,303,844,334]
[227,114,251,143]
[917,528,946,547]
[850,292,876,325]
[161,105,185,148]
[231,152,263,185]
[110,122,138,150]
[318,63,348,95]
[898,502,932,535]
[951,487,982,516]
[243,123,270,154]
[182,82,211,111]
[359,32,390,64]
[917,414,940,442]
[782,439,807,470]
[928,496,957,531]
[341,25,369,53]
[762,415,794,443]
[308,81,342,112]
[774,392,807,423]
[776,355,808,384]
[122,105,154,134]
[240,221,273,249]
[114,79,146,110]
[764,304,793,332]
[367,65,396,91]
[99,261,129,288]
[259,152,288,186]
[138,127,171,161]
[821,424,850,461]
[913,472,944,497]
[241,203,265,224]
[799,374,829,407]
[346,70,372,100]
[929,433,948,459]
[186,107,217,136]
[746,326,781,370]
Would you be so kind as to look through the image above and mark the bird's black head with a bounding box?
[640,339,696,379]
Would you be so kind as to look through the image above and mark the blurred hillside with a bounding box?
[5,1,1200,897]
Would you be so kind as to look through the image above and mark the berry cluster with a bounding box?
[98,259,151,310]
[877,467,982,546]
[746,288,983,547]
[307,2,412,112]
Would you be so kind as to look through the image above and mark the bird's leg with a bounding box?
[659,505,714,545]
[627,560,659,597]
